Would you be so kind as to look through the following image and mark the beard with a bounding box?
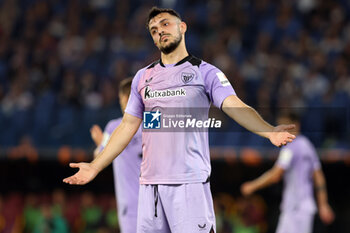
[159,33,182,54]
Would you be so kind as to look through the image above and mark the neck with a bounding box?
[161,41,188,65]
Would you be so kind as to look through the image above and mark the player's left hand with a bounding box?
[63,162,99,185]
[269,124,296,147]
[241,182,255,196]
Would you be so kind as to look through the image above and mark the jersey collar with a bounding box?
[159,54,192,67]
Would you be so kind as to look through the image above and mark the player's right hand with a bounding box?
[63,162,99,185]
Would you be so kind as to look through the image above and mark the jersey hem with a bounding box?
[139,172,209,184]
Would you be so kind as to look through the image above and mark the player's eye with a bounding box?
[163,22,169,26]
[151,29,157,35]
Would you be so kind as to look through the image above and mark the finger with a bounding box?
[66,176,80,185]
[63,174,75,182]
[63,175,75,183]
[69,163,80,168]
[285,138,293,143]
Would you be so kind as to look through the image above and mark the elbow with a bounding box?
[270,171,283,184]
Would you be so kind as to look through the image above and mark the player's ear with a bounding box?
[179,21,187,34]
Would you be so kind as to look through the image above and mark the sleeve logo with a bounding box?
[216,72,231,87]
[279,148,293,165]
[101,133,111,147]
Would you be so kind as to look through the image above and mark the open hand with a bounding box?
[269,124,296,147]
[63,163,99,185]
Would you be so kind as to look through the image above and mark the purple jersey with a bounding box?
[276,135,321,213]
[125,55,236,184]
[99,118,142,218]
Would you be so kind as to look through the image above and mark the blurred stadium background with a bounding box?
[0,0,350,232]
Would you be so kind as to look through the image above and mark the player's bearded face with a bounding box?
[158,28,182,54]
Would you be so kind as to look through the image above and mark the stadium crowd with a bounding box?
[0,1,349,233]
[0,0,349,148]
[0,191,266,233]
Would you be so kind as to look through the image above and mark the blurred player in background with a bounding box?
[90,78,142,233]
[241,112,335,233]
[64,7,296,232]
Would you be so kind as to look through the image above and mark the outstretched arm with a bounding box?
[313,169,335,224]
[63,113,142,185]
[222,95,295,147]
[241,165,284,196]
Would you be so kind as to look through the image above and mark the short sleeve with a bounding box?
[125,70,145,119]
[309,143,321,171]
[201,62,236,108]
[276,148,293,170]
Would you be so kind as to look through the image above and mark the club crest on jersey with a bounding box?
[144,86,186,100]
[181,72,194,84]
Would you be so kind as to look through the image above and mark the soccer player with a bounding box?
[90,78,142,233]
[64,7,296,232]
[241,112,335,233]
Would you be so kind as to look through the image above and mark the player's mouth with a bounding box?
[160,34,170,42]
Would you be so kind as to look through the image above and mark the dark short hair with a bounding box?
[277,111,301,123]
[146,6,181,29]
[119,77,133,96]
